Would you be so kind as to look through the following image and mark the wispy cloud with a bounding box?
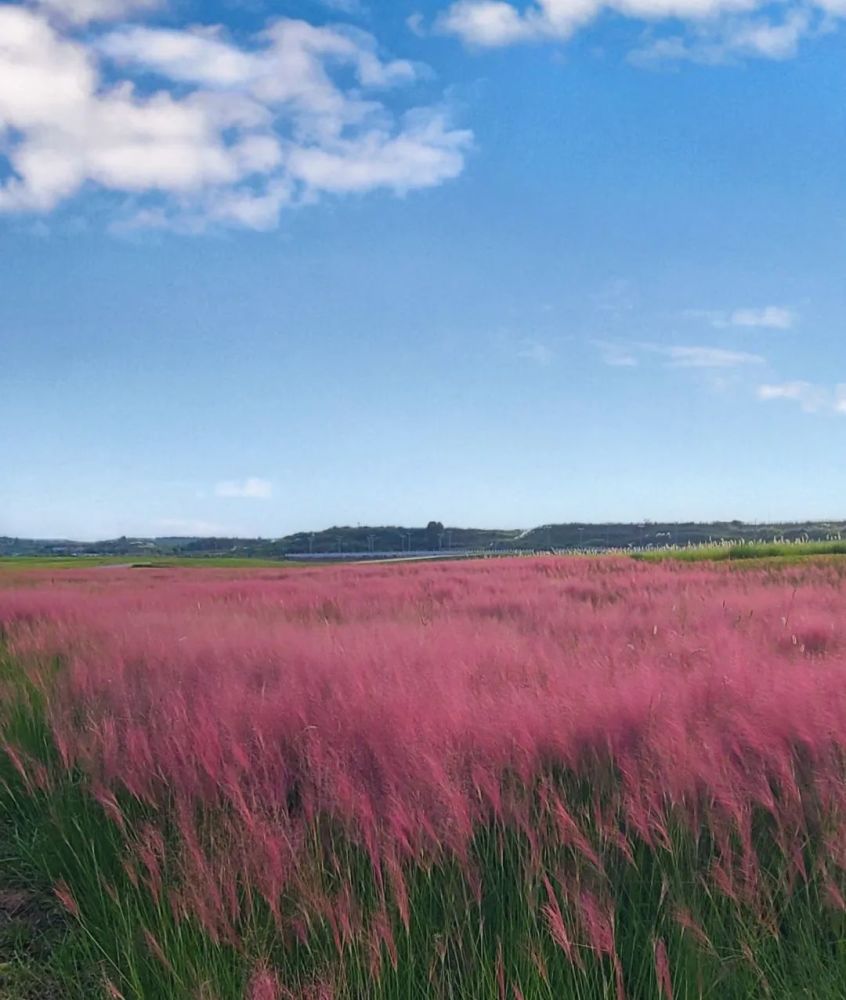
[685,305,796,330]
[594,278,637,317]
[729,306,796,330]
[630,10,814,66]
[757,382,846,414]
[33,0,162,25]
[660,345,766,368]
[315,0,369,15]
[594,339,766,369]
[438,0,826,62]
[593,339,638,367]
[516,339,554,365]
[407,12,427,36]
[214,477,273,499]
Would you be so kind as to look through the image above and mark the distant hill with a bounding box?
[2,519,845,560]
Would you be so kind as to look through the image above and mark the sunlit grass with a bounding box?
[635,539,846,563]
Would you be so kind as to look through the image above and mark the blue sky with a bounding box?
[1,0,845,539]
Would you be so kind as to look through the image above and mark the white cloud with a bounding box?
[757,381,845,414]
[439,0,827,61]
[439,0,759,48]
[286,110,469,192]
[33,0,162,25]
[685,304,796,329]
[438,1,537,46]
[516,338,554,364]
[715,10,811,59]
[0,8,470,228]
[593,339,638,367]
[661,345,765,368]
[631,10,812,64]
[98,26,264,88]
[407,13,427,36]
[757,381,809,402]
[594,277,637,316]
[98,21,420,92]
[594,340,763,368]
[215,477,274,499]
[729,305,796,329]
[316,0,369,15]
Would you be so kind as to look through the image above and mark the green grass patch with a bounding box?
[634,540,846,564]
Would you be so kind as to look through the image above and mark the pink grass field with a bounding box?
[3,555,846,994]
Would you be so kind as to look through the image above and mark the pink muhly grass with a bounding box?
[822,871,846,911]
[279,983,335,1000]
[547,791,602,870]
[91,783,127,834]
[529,945,549,985]
[123,858,140,890]
[100,877,119,904]
[371,907,398,973]
[246,966,282,1000]
[143,927,175,974]
[384,850,410,930]
[103,979,126,999]
[540,874,579,966]
[592,797,634,864]
[496,940,506,1000]
[673,906,713,953]
[577,889,616,957]
[709,857,741,905]
[4,557,846,963]
[53,879,80,920]
[332,881,359,948]
[134,823,166,906]
[653,937,673,1000]
[614,953,626,1000]
[2,743,36,792]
